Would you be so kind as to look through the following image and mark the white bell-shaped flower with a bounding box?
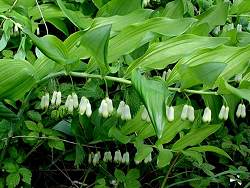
[114,150,122,163]
[40,96,45,110]
[86,102,92,117]
[141,106,150,122]
[202,107,212,123]
[181,104,189,120]
[65,95,74,113]
[121,104,131,120]
[224,106,229,120]
[219,105,226,120]
[106,97,113,114]
[99,99,109,118]
[237,24,242,32]
[79,97,88,115]
[166,106,174,122]
[117,101,125,116]
[44,93,50,109]
[187,106,195,122]
[241,104,246,118]
[92,153,100,166]
[55,91,61,106]
[122,152,130,165]
[51,91,57,106]
[236,104,242,118]
[144,153,152,164]
[235,74,242,83]
[72,93,78,108]
[88,153,93,164]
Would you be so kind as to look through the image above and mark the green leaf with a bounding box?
[25,121,41,132]
[126,169,140,180]
[156,105,191,146]
[26,110,42,122]
[81,25,111,74]
[48,136,65,151]
[6,173,20,188]
[172,124,221,151]
[19,168,32,184]
[74,144,85,168]
[3,160,19,173]
[0,19,13,51]
[93,9,153,35]
[56,0,92,29]
[157,148,173,168]
[187,145,232,160]
[52,120,73,136]
[0,59,37,100]
[108,17,197,63]
[161,0,185,18]
[230,0,250,14]
[126,35,228,73]
[188,2,228,35]
[179,62,227,89]
[29,4,64,20]
[219,80,250,103]
[23,29,74,65]
[97,0,141,16]
[114,169,126,182]
[108,126,131,144]
[0,102,18,121]
[182,150,203,165]
[131,70,170,138]
[134,143,153,162]
[0,0,11,13]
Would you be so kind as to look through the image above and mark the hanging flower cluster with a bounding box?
[99,97,114,118]
[51,91,61,107]
[88,150,130,166]
[79,96,92,117]
[219,105,229,121]
[40,93,50,110]
[135,152,152,165]
[236,103,246,118]
[202,107,212,123]
[117,101,132,120]
[181,105,195,122]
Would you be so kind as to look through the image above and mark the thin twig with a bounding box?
[160,153,181,188]
[35,0,48,35]
[38,71,218,96]
[1,135,100,148]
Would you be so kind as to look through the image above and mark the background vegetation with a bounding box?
[0,0,249,187]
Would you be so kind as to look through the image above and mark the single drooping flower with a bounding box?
[219,105,229,120]
[237,24,242,32]
[41,93,50,110]
[166,106,174,122]
[92,153,100,166]
[79,96,92,117]
[88,152,94,164]
[141,106,151,122]
[103,151,112,163]
[65,95,74,113]
[234,74,242,83]
[144,153,152,164]
[181,105,195,122]
[51,91,57,106]
[236,103,246,118]
[117,101,131,120]
[55,91,61,106]
[117,101,125,116]
[99,97,114,118]
[213,26,220,35]
[122,152,130,165]
[187,106,195,122]
[114,150,122,163]
[72,92,78,108]
[202,107,212,123]
[134,160,141,165]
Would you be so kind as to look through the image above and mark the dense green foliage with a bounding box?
[0,0,249,187]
